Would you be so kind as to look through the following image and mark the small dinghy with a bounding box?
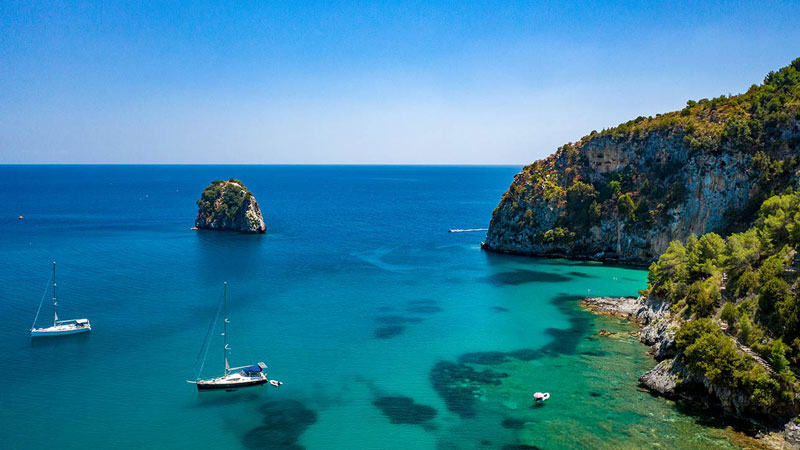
[533,392,550,402]
[30,262,91,337]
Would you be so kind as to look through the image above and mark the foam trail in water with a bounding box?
[447,228,488,233]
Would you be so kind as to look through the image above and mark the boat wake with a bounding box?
[448,228,488,233]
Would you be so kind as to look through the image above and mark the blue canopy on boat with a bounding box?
[242,365,262,373]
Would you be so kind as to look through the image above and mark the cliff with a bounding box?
[484,58,800,265]
[578,186,800,444]
[195,179,266,233]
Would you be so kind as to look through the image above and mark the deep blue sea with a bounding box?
[0,166,752,449]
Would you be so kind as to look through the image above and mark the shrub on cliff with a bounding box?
[617,193,635,220]
[685,277,721,317]
[675,318,788,411]
[676,319,745,388]
[721,303,738,328]
[647,241,688,298]
[565,181,597,231]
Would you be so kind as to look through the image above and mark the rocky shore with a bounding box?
[581,296,800,449]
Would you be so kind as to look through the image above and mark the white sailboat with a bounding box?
[188,282,274,391]
[30,262,91,337]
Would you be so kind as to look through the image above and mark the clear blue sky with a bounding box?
[2,1,799,164]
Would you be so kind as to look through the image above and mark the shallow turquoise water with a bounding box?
[0,166,748,449]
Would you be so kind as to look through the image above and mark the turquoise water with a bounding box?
[0,166,751,449]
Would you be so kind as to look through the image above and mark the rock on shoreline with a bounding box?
[195,179,266,233]
[581,296,677,361]
[580,296,668,326]
[638,359,682,397]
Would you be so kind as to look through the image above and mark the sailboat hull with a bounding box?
[31,324,91,337]
[196,378,267,391]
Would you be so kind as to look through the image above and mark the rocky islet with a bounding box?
[195,178,266,233]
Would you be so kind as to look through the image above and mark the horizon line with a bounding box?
[0,162,525,167]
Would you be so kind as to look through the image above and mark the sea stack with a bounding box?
[195,179,266,233]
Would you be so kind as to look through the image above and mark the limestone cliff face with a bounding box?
[195,179,266,233]
[484,58,800,265]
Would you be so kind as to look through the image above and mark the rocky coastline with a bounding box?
[581,295,800,448]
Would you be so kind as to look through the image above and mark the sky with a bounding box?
[1,1,799,164]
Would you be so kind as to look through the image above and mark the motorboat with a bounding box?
[533,392,550,402]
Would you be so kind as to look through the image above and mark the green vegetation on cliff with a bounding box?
[644,188,800,413]
[485,58,800,263]
[197,178,252,221]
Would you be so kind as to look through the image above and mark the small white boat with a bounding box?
[30,262,91,337]
[187,282,275,391]
[533,392,550,402]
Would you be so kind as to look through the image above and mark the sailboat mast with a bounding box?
[52,262,58,326]
[223,282,229,376]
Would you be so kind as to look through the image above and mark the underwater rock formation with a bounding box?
[372,396,437,425]
[373,325,405,339]
[430,360,508,418]
[241,400,317,450]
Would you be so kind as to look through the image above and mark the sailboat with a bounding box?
[30,262,91,337]
[188,282,271,391]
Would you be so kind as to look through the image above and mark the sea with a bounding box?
[0,165,757,449]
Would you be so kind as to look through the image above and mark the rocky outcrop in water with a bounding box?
[483,58,800,265]
[195,179,266,233]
